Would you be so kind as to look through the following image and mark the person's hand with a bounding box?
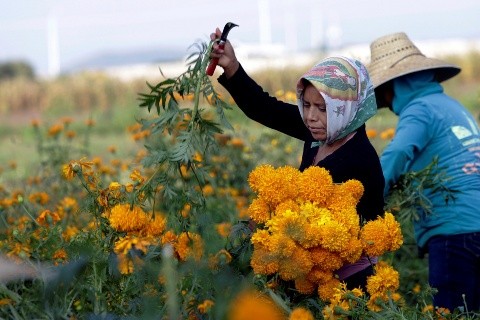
[210,27,239,78]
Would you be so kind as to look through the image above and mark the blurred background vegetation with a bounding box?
[1,50,479,183]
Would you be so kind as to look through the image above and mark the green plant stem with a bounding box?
[20,203,40,227]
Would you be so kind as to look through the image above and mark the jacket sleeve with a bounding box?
[217,64,311,141]
[381,103,432,196]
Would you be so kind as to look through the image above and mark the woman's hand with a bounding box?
[210,27,239,78]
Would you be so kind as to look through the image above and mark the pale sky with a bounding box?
[1,0,479,77]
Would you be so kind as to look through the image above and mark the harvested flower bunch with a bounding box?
[247,164,403,301]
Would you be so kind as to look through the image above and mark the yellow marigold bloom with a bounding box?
[108,145,117,154]
[197,299,214,314]
[130,169,145,184]
[143,214,167,237]
[227,290,286,320]
[339,237,363,264]
[318,278,341,301]
[215,222,231,238]
[341,179,364,201]
[62,158,94,180]
[382,212,404,251]
[175,232,203,261]
[62,225,79,241]
[361,212,403,257]
[289,307,315,320]
[412,283,421,294]
[108,204,149,232]
[297,166,333,205]
[37,209,61,227]
[114,235,151,255]
[327,185,359,214]
[28,192,50,205]
[117,253,143,275]
[248,197,272,224]
[275,199,300,216]
[248,164,299,207]
[366,262,400,310]
[318,220,350,253]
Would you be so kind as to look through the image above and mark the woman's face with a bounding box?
[302,84,327,141]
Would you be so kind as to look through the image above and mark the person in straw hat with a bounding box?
[210,27,385,291]
[368,32,480,312]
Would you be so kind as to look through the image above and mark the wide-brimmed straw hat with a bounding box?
[367,32,461,88]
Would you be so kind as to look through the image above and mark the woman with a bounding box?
[210,28,385,289]
[367,31,480,312]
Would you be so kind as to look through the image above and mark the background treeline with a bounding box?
[1,50,479,118]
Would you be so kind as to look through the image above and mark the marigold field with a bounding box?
[0,43,479,319]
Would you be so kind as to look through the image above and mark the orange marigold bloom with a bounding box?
[289,307,315,320]
[48,124,63,137]
[53,249,67,262]
[31,119,40,127]
[250,247,279,275]
[37,209,61,227]
[310,247,343,271]
[227,290,286,320]
[28,192,50,205]
[248,197,272,224]
[175,232,203,261]
[294,277,316,295]
[62,225,79,241]
[62,158,94,180]
[318,278,341,301]
[143,214,167,237]
[161,230,177,246]
[380,128,395,140]
[114,235,151,254]
[108,204,149,232]
[366,262,400,310]
[361,212,403,257]
[197,299,214,314]
[215,222,231,238]
[130,169,145,184]
[297,166,333,205]
[366,128,378,139]
[229,137,245,148]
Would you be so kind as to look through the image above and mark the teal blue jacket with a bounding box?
[381,70,480,247]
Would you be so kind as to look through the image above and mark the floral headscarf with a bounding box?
[296,56,377,145]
